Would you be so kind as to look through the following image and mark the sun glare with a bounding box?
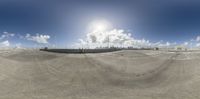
[89,20,111,32]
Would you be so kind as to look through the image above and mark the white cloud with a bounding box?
[184,42,189,46]
[0,40,10,47]
[78,29,141,48]
[76,29,171,48]
[195,36,200,47]
[15,43,22,48]
[180,35,200,48]
[196,36,200,42]
[196,43,200,47]
[0,32,15,40]
[151,41,177,48]
[25,34,50,44]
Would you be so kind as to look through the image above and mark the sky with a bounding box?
[1,0,200,48]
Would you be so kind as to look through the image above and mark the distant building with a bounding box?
[44,47,48,50]
[154,47,159,50]
[175,46,187,51]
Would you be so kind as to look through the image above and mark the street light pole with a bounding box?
[107,34,110,48]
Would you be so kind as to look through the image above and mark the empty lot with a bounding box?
[0,49,200,99]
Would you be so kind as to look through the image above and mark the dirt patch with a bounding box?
[4,51,60,62]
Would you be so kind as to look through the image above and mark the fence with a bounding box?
[40,48,122,53]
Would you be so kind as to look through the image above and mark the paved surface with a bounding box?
[0,49,200,99]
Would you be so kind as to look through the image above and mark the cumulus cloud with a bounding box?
[196,43,200,47]
[24,34,50,44]
[14,43,22,48]
[187,35,200,47]
[76,29,170,48]
[0,32,14,48]
[184,42,189,46]
[181,35,200,48]
[78,29,139,48]
[152,41,177,48]
[196,36,200,42]
[0,40,10,47]
[0,32,15,40]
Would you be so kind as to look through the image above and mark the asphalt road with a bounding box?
[0,49,200,99]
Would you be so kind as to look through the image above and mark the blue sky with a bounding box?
[1,0,200,48]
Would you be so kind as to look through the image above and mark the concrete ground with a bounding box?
[0,49,200,99]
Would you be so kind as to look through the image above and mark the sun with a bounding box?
[94,22,106,32]
[89,19,111,32]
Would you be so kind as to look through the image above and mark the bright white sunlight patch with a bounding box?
[88,19,112,32]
